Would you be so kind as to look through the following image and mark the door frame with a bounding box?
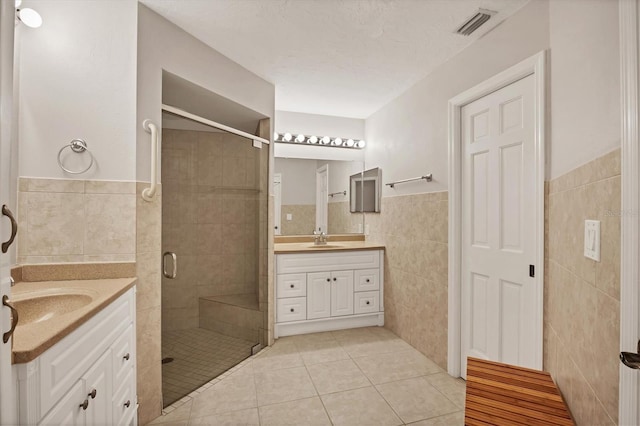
[447,51,546,376]
[273,173,282,235]
[618,0,639,423]
[316,164,328,233]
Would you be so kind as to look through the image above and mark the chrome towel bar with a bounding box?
[385,174,432,188]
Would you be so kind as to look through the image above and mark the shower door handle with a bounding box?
[163,252,177,279]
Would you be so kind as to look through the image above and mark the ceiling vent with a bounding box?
[455,9,496,36]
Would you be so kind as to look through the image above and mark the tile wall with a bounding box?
[280,204,315,235]
[328,201,363,234]
[17,178,136,264]
[136,182,163,425]
[545,149,620,425]
[365,191,449,369]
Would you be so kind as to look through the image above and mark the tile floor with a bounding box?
[151,326,465,425]
[162,327,256,406]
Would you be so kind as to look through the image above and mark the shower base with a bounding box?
[161,327,254,407]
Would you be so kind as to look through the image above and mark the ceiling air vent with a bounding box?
[455,9,496,36]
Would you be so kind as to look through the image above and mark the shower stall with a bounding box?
[159,110,269,407]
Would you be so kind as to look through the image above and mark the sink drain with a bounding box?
[162,357,174,364]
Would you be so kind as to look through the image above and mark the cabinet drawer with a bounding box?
[276,273,307,298]
[112,324,134,387]
[277,297,307,322]
[354,291,380,314]
[112,368,135,426]
[277,250,381,274]
[354,269,379,291]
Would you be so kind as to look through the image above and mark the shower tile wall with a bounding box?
[161,129,260,332]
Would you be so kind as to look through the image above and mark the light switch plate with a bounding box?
[584,220,601,262]
[286,213,292,221]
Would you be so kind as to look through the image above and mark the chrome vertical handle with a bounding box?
[2,295,18,344]
[163,252,177,279]
[2,205,18,254]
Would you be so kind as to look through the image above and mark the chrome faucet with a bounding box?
[313,230,328,245]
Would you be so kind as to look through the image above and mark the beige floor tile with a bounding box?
[189,408,260,425]
[149,401,192,424]
[377,377,459,423]
[307,359,371,395]
[258,397,331,426]
[424,373,466,408]
[321,386,402,426]
[300,340,350,365]
[331,327,376,342]
[341,335,413,358]
[408,411,465,425]
[255,366,317,406]
[354,349,442,384]
[252,351,304,372]
[189,374,257,419]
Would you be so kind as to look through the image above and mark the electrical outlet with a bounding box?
[584,220,601,262]
[286,213,292,221]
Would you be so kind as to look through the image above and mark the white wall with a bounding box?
[365,0,550,196]
[137,4,275,182]
[548,0,620,179]
[18,0,137,181]
[275,111,365,162]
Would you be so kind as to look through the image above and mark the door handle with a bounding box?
[620,340,640,369]
[163,252,177,279]
[1,205,17,254]
[3,295,18,344]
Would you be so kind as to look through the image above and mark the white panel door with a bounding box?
[316,165,328,233]
[307,273,331,320]
[84,351,112,426]
[330,271,354,317]
[39,381,86,426]
[461,74,538,377]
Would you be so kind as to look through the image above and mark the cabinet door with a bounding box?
[307,273,331,319]
[39,381,85,426]
[84,351,113,426]
[331,271,354,317]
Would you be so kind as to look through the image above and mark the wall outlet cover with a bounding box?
[286,213,292,221]
[584,220,601,262]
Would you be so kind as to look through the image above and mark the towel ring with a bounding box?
[57,139,94,174]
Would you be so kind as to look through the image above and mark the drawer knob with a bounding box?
[290,308,294,312]
[366,279,370,283]
[333,277,337,281]
[326,278,330,282]
[80,399,89,411]
[290,284,294,288]
[124,400,131,408]
[88,389,97,399]
[123,353,130,361]
[366,301,371,305]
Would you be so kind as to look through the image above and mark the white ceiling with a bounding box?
[142,0,529,119]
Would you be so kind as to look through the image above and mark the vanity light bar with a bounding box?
[273,132,366,149]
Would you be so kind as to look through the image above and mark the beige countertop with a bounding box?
[274,241,385,254]
[10,277,137,364]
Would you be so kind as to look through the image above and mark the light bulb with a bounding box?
[308,136,318,144]
[334,138,343,146]
[295,134,305,143]
[357,140,366,148]
[283,133,292,142]
[346,139,355,147]
[273,132,280,141]
[321,136,330,145]
[17,8,42,28]
[15,0,22,7]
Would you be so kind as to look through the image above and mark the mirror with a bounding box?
[274,158,364,235]
[350,168,382,213]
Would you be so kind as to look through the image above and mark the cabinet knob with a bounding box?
[290,308,294,312]
[88,389,97,399]
[366,279,370,283]
[290,284,294,288]
[123,353,130,361]
[80,399,89,411]
[333,277,337,281]
[326,278,330,282]
[124,400,131,408]
[366,301,371,305]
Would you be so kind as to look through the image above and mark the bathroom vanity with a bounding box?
[274,242,384,337]
[11,279,137,426]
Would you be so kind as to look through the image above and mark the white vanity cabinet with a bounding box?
[275,250,384,337]
[16,287,137,426]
